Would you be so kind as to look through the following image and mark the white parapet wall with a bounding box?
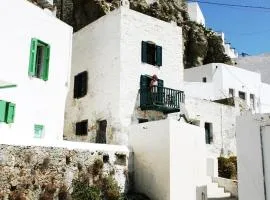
[0,0,72,142]
[129,119,207,200]
[236,113,270,200]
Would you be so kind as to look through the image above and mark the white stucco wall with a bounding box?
[187,2,205,26]
[0,0,72,142]
[64,7,184,145]
[185,97,239,157]
[236,113,270,200]
[129,119,207,200]
[260,83,270,113]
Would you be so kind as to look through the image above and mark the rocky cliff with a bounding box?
[54,0,231,68]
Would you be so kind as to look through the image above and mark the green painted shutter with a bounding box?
[156,45,162,66]
[6,102,15,124]
[34,124,44,138]
[0,101,7,122]
[141,41,148,63]
[42,44,50,81]
[28,38,38,76]
[140,75,150,106]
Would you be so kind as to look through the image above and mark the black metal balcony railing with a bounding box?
[140,86,185,114]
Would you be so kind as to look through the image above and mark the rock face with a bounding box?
[0,144,128,200]
[55,0,188,32]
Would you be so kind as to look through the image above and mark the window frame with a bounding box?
[75,120,88,136]
[0,100,16,124]
[141,41,162,67]
[28,38,50,81]
[74,71,88,99]
[239,91,246,100]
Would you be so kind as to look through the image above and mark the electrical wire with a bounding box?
[188,0,270,11]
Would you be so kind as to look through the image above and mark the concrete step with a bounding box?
[206,176,231,198]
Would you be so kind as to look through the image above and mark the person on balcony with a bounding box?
[150,74,158,103]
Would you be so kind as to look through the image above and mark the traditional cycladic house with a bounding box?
[0,0,72,142]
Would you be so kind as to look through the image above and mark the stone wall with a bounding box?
[0,144,129,199]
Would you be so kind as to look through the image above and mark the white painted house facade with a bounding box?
[184,63,270,113]
[187,2,206,26]
[0,0,72,142]
[236,113,270,200]
[64,7,184,145]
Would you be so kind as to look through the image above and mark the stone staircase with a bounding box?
[206,176,231,199]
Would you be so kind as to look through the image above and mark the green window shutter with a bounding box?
[34,124,44,138]
[140,75,150,106]
[156,45,162,66]
[141,41,148,63]
[42,44,50,81]
[28,38,38,76]
[0,101,7,122]
[6,102,15,124]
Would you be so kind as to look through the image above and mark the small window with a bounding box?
[202,77,207,82]
[0,100,15,124]
[96,120,107,144]
[229,88,234,97]
[239,91,246,100]
[250,94,255,109]
[75,120,88,136]
[34,124,44,138]
[138,118,149,124]
[28,38,50,81]
[74,71,88,99]
[141,41,162,66]
[205,122,213,144]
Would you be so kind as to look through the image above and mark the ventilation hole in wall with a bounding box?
[115,153,127,166]
[66,156,71,165]
[10,186,17,191]
[103,154,109,163]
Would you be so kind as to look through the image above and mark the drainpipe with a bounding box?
[260,125,270,200]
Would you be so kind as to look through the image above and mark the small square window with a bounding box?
[76,120,88,136]
[74,71,88,99]
[28,38,50,81]
[239,91,246,100]
[34,124,44,138]
[202,77,207,82]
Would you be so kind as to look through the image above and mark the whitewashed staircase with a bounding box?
[206,176,231,199]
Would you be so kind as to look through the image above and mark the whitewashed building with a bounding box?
[187,2,206,26]
[236,113,270,200]
[64,6,185,145]
[184,63,270,113]
[0,0,72,142]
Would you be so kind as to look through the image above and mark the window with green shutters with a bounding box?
[0,100,16,124]
[28,38,50,81]
[141,41,162,66]
[34,124,44,138]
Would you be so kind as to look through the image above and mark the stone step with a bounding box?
[206,176,231,198]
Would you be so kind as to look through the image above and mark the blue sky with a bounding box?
[197,0,270,55]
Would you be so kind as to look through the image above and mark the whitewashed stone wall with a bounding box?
[129,119,207,200]
[0,0,72,141]
[64,7,183,145]
[0,142,129,199]
[185,97,239,157]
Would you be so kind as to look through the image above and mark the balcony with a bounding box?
[140,86,185,114]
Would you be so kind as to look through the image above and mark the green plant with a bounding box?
[71,180,101,200]
[218,156,237,179]
[101,176,121,200]
[92,159,104,176]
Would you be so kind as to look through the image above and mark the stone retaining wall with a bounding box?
[0,143,129,199]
